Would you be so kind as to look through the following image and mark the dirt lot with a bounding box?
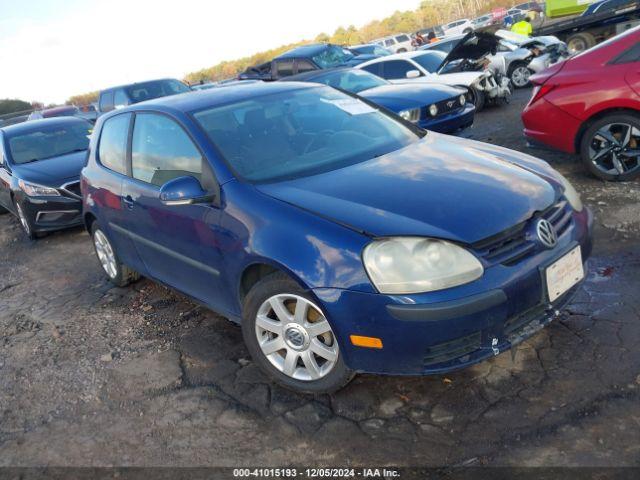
[1,89,640,468]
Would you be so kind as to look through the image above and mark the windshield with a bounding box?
[7,121,91,165]
[125,79,190,103]
[412,52,446,72]
[316,69,388,93]
[312,46,355,69]
[193,86,420,183]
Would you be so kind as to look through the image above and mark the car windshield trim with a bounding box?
[191,86,424,185]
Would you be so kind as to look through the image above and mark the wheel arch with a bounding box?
[238,260,308,305]
[83,211,97,233]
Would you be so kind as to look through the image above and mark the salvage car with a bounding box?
[82,82,592,393]
[97,78,191,114]
[423,31,569,88]
[240,44,380,81]
[283,67,474,134]
[357,45,511,110]
[523,26,640,181]
[0,117,91,238]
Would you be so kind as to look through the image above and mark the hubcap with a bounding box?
[16,203,30,234]
[588,123,640,177]
[93,230,118,279]
[255,294,339,382]
[511,66,531,88]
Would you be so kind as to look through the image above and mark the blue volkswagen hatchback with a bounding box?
[82,82,593,393]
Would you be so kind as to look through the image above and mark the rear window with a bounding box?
[125,80,190,104]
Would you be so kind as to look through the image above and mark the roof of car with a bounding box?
[276,44,333,59]
[100,78,184,94]
[0,116,87,136]
[109,81,318,115]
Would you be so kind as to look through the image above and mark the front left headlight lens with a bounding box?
[459,94,466,106]
[363,237,484,294]
[399,108,421,123]
[19,179,60,197]
[557,174,583,212]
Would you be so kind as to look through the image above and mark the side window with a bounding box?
[296,59,316,74]
[360,63,383,77]
[131,113,202,187]
[113,89,129,109]
[99,91,115,113]
[382,60,416,80]
[396,35,410,43]
[384,39,395,47]
[274,60,295,78]
[98,113,130,174]
[613,43,640,64]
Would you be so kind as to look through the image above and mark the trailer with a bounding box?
[535,0,640,53]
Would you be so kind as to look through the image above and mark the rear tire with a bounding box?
[579,113,640,182]
[241,272,355,394]
[566,32,596,55]
[90,223,140,287]
[508,61,532,88]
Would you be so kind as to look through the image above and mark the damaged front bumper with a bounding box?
[475,72,511,100]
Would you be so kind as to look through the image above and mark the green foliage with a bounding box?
[0,99,32,116]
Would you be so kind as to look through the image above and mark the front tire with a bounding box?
[580,113,640,181]
[91,223,140,287]
[241,272,354,394]
[468,86,485,112]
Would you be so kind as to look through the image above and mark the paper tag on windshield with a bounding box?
[321,98,376,116]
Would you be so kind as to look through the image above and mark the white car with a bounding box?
[356,50,510,111]
[371,34,413,53]
[441,18,474,36]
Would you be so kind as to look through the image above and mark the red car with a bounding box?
[522,26,640,181]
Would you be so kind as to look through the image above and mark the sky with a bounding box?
[0,0,421,104]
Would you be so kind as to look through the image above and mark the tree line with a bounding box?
[54,0,517,106]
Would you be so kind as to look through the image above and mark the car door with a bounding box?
[120,111,228,306]
[0,133,12,210]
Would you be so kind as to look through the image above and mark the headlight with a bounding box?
[399,108,421,123]
[18,180,60,197]
[459,94,466,106]
[428,104,439,117]
[557,174,583,212]
[363,237,484,294]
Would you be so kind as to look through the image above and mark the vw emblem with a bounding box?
[285,328,305,348]
[536,219,558,249]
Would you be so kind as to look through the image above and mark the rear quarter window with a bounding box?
[98,113,131,174]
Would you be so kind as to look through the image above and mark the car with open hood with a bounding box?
[423,30,569,88]
[357,35,511,111]
[82,82,592,393]
[0,117,92,238]
[282,67,474,134]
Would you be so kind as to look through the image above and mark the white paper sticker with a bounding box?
[321,98,376,116]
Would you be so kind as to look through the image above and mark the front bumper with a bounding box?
[17,193,83,233]
[313,207,593,375]
[420,103,475,135]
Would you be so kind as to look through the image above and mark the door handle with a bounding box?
[122,195,134,210]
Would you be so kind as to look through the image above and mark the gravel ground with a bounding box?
[1,88,639,468]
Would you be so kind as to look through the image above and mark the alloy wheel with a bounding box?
[254,294,339,381]
[588,123,640,177]
[510,66,531,88]
[93,229,118,279]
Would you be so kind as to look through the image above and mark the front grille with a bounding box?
[61,181,81,199]
[423,331,482,366]
[472,200,573,266]
[423,96,465,119]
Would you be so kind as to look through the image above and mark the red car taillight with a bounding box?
[528,84,555,106]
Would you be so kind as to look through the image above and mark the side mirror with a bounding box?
[159,175,213,206]
[406,70,421,79]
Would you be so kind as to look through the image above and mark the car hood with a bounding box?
[12,150,87,185]
[257,133,560,244]
[360,83,465,108]
[344,54,378,66]
[390,70,486,88]
[438,31,499,73]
